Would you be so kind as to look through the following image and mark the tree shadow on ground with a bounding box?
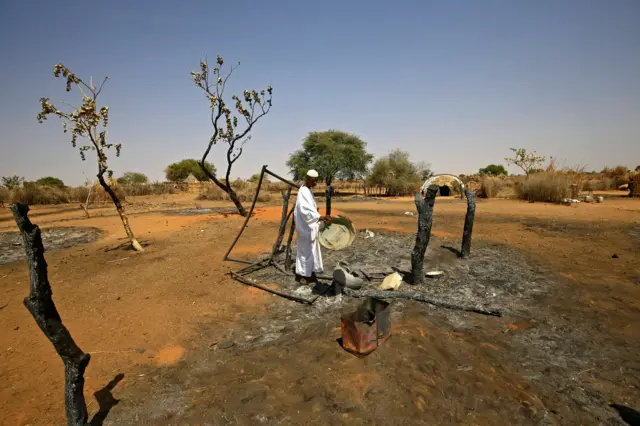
[89,373,125,426]
[441,245,462,258]
[610,404,640,426]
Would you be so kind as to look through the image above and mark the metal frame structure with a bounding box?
[222,165,331,304]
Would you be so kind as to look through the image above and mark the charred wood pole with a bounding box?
[343,288,501,317]
[461,188,477,259]
[270,187,293,261]
[284,213,296,272]
[10,204,90,426]
[408,185,439,285]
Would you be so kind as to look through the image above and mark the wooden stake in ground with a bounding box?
[10,203,91,426]
[284,214,296,271]
[408,185,439,284]
[271,187,292,260]
[325,184,332,216]
[461,188,477,258]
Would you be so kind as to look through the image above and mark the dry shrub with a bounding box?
[121,182,175,196]
[601,165,630,188]
[583,178,616,191]
[10,184,70,205]
[197,185,227,201]
[0,186,9,205]
[515,173,573,203]
[478,177,503,198]
[196,183,272,202]
[235,187,272,202]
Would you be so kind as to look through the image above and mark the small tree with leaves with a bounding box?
[117,172,149,185]
[505,148,546,177]
[191,56,273,216]
[37,64,143,251]
[36,176,66,188]
[2,175,24,190]
[478,164,508,176]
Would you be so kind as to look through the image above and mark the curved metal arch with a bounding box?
[421,173,466,194]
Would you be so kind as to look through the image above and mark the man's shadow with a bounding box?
[89,373,124,426]
[610,404,640,426]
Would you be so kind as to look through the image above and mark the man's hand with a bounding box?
[319,215,332,224]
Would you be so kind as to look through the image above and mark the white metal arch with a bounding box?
[420,173,466,194]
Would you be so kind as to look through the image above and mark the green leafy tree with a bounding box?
[191,55,273,216]
[117,172,149,185]
[366,150,423,196]
[286,130,373,185]
[165,159,216,182]
[635,165,640,172]
[478,164,508,176]
[35,176,66,188]
[1,175,24,190]
[37,64,143,251]
[248,172,269,183]
[505,148,546,177]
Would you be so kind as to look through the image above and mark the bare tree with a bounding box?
[37,64,143,251]
[505,148,546,177]
[191,56,273,216]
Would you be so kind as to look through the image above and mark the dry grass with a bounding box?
[2,184,127,205]
[196,183,272,202]
[478,177,503,198]
[515,173,573,202]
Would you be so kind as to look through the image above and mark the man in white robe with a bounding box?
[294,169,331,284]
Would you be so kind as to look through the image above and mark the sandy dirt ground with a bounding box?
[0,193,639,425]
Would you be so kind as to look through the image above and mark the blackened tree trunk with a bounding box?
[198,162,249,217]
[10,203,91,426]
[97,174,144,252]
[408,185,439,285]
[271,188,293,259]
[461,188,477,259]
[226,184,248,217]
[325,184,332,216]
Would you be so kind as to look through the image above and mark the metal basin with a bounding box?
[319,215,356,250]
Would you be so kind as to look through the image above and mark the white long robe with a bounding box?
[294,186,323,277]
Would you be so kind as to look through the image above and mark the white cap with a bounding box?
[306,169,319,178]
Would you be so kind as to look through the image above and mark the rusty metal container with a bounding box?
[340,298,391,355]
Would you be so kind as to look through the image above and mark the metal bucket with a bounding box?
[319,215,356,250]
[340,298,391,356]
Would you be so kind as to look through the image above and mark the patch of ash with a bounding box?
[0,226,102,265]
[110,230,639,425]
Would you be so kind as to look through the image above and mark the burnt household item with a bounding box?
[332,262,364,289]
[425,270,444,278]
[340,297,391,355]
[319,215,356,250]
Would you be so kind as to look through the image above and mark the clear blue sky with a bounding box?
[1,0,639,185]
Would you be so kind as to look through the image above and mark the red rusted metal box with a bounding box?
[340,297,391,355]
